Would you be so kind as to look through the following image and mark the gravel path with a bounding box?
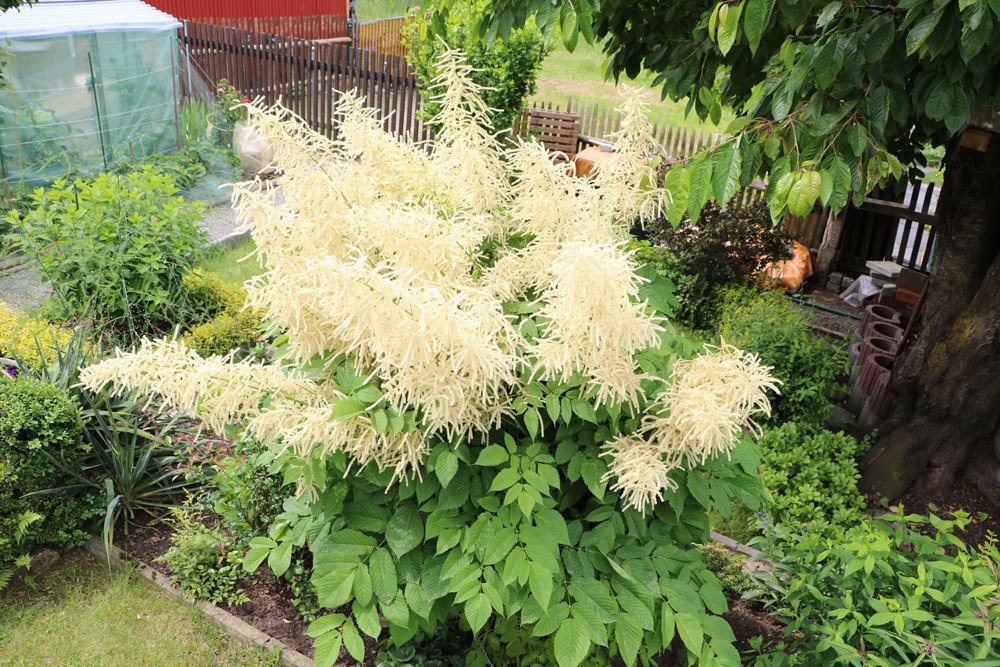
[0,204,242,313]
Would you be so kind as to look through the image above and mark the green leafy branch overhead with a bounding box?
[466,0,1000,221]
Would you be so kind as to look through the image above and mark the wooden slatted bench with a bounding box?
[514,108,582,159]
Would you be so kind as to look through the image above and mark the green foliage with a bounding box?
[756,423,867,546]
[211,441,290,544]
[717,287,846,426]
[753,509,1000,665]
[0,302,73,369]
[158,508,249,607]
[216,79,249,128]
[180,99,211,145]
[181,269,261,358]
[9,169,206,342]
[0,377,97,569]
[375,624,469,667]
[476,0,1000,220]
[39,391,195,556]
[242,332,768,667]
[404,1,548,132]
[641,202,792,329]
[696,543,754,599]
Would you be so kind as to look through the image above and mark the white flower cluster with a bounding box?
[601,344,780,513]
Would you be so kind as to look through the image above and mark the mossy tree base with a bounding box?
[861,132,1000,503]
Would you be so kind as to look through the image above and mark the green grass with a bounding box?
[0,552,280,667]
[197,240,262,292]
[535,39,732,133]
[356,0,415,21]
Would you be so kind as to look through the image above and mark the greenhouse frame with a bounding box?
[0,0,182,188]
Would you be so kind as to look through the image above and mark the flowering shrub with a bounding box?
[80,51,776,666]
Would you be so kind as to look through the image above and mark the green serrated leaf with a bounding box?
[475,445,509,466]
[386,505,423,557]
[342,621,365,662]
[435,450,459,488]
[663,166,691,228]
[554,617,592,667]
[615,613,644,666]
[787,171,822,216]
[742,0,771,54]
[369,548,398,604]
[676,612,705,655]
[710,142,742,205]
[466,592,492,634]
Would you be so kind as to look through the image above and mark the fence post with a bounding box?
[182,21,194,99]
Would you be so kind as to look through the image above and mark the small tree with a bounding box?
[81,51,777,667]
[403,1,548,133]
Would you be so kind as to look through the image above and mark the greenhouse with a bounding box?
[0,0,181,188]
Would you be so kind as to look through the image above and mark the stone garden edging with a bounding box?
[83,536,329,667]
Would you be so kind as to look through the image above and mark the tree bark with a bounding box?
[860,131,1000,503]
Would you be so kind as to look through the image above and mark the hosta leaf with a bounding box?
[554,617,592,667]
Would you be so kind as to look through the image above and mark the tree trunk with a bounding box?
[860,130,1000,503]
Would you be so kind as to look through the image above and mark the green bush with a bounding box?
[753,510,1000,666]
[158,509,249,606]
[696,543,755,599]
[717,287,846,427]
[183,269,247,321]
[0,377,97,567]
[181,269,260,358]
[210,441,289,543]
[404,2,548,133]
[756,423,867,546]
[9,168,206,342]
[0,302,73,369]
[643,203,792,330]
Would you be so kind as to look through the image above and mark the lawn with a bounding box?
[534,39,731,133]
[197,239,262,291]
[356,0,415,21]
[0,552,279,667]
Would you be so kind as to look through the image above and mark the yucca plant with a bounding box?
[31,389,193,558]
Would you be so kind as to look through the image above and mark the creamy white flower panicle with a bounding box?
[599,344,779,512]
[600,434,679,515]
[80,49,775,506]
[592,89,668,227]
[531,241,662,408]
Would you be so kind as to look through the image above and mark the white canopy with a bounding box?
[0,0,180,39]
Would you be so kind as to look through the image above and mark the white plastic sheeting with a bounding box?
[0,0,180,39]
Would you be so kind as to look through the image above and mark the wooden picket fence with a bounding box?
[191,15,350,40]
[180,21,430,141]
[356,16,410,57]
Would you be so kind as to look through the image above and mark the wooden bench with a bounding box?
[514,108,582,159]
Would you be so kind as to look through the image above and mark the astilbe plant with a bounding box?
[80,49,777,667]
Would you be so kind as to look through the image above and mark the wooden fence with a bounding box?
[180,21,429,141]
[178,25,832,252]
[356,16,410,57]
[190,15,350,40]
[148,0,348,20]
[836,180,938,273]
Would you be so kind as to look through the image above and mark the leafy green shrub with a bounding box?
[643,203,792,329]
[753,509,1000,666]
[211,441,289,543]
[0,377,97,567]
[180,269,260,357]
[404,2,548,132]
[9,168,206,342]
[183,269,247,321]
[756,423,867,546]
[80,64,779,667]
[158,509,249,606]
[0,302,73,368]
[717,287,846,427]
[696,543,755,600]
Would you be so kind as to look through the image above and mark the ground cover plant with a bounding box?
[754,509,1000,665]
[78,51,778,667]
